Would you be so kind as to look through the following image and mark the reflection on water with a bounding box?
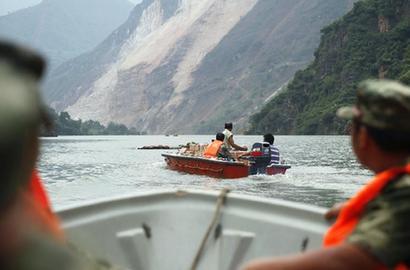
[39,135,372,209]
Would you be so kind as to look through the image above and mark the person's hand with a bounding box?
[324,202,345,221]
[237,152,250,159]
[241,258,272,270]
[242,145,248,151]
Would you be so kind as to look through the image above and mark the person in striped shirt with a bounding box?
[263,133,280,165]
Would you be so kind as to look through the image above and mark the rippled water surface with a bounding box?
[39,135,372,209]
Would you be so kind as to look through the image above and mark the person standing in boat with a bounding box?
[263,133,280,165]
[242,79,410,270]
[204,133,234,160]
[223,122,248,151]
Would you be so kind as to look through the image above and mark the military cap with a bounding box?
[0,61,42,142]
[0,42,46,205]
[0,40,45,79]
[337,79,410,132]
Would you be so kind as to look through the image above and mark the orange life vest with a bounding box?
[203,140,224,158]
[324,163,410,270]
[0,171,65,259]
[29,170,52,212]
[27,170,64,241]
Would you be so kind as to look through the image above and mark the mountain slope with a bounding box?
[45,0,355,134]
[0,0,133,67]
[247,0,410,135]
[0,0,41,16]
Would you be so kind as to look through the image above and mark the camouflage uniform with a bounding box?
[11,232,121,270]
[337,79,410,268]
[347,172,410,268]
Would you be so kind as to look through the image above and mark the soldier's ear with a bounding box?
[358,126,370,149]
[356,125,369,151]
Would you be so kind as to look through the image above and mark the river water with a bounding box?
[39,135,372,210]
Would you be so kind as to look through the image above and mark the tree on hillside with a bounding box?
[41,107,141,136]
[247,0,410,135]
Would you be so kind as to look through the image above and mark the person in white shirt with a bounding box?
[222,122,247,151]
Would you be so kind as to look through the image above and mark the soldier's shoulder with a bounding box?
[16,233,80,270]
[16,233,122,270]
[387,173,410,191]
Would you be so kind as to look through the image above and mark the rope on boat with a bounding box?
[190,188,230,270]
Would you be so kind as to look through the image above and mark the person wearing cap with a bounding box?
[0,40,62,233]
[223,122,248,151]
[242,79,410,270]
[0,41,71,269]
[0,41,121,270]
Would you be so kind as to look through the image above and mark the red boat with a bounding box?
[162,153,290,179]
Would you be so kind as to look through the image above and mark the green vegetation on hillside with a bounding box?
[247,0,410,135]
[192,0,355,134]
[42,109,142,136]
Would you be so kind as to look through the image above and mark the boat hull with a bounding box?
[58,190,328,270]
[162,153,290,178]
[162,153,249,179]
[266,164,291,175]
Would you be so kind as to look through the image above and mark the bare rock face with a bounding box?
[44,0,355,134]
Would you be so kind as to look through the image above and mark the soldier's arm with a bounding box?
[242,243,380,270]
[324,202,346,221]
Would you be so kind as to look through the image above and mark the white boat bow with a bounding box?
[57,189,329,270]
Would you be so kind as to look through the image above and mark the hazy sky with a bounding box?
[0,0,142,16]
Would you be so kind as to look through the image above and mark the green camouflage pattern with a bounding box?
[348,172,410,268]
[0,61,44,206]
[337,79,410,132]
[11,232,123,270]
[0,62,42,142]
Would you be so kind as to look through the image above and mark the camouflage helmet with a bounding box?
[0,41,45,204]
[0,62,43,141]
[337,79,410,133]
